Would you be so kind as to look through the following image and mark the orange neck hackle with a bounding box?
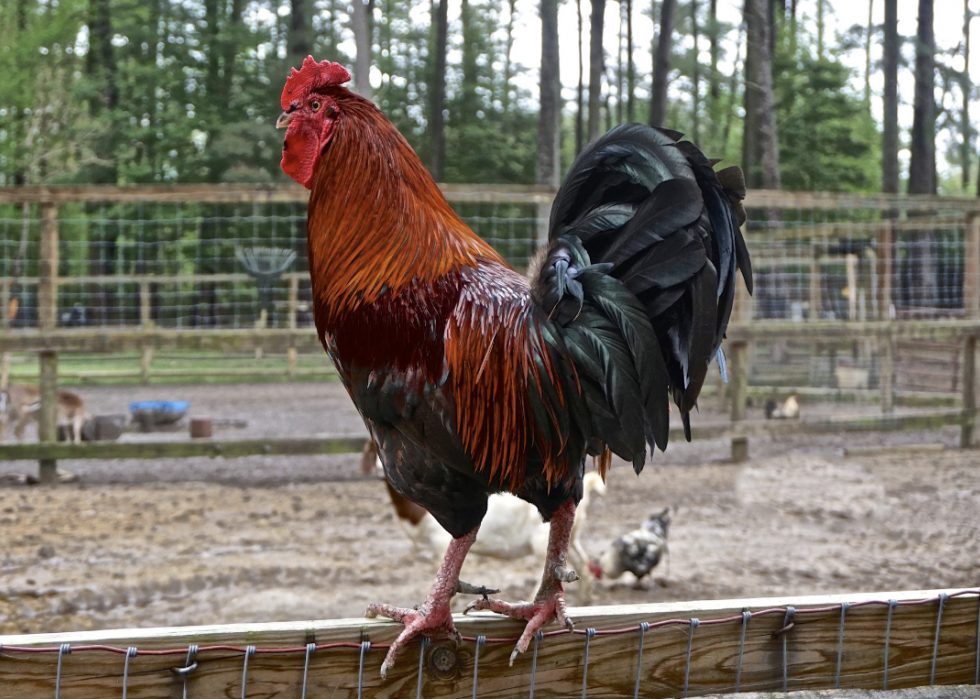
[305,92,502,327]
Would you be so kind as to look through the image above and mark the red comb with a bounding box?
[281,57,352,109]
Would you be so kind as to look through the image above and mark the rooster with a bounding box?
[276,57,752,675]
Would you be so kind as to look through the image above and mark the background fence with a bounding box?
[0,185,978,472]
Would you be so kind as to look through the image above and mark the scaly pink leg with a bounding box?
[465,498,578,664]
[366,526,478,678]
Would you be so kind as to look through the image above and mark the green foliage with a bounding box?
[773,34,880,192]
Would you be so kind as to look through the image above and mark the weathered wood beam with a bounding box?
[0,588,975,699]
[0,436,368,461]
[0,329,324,354]
[3,185,980,213]
[0,411,966,462]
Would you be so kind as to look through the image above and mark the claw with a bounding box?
[554,565,580,583]
[509,646,521,666]
[455,580,500,598]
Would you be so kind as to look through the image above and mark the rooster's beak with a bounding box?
[276,112,293,129]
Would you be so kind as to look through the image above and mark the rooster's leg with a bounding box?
[366,526,478,677]
[464,498,578,664]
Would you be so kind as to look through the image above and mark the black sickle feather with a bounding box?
[527,122,751,470]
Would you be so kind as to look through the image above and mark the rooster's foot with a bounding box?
[365,601,459,678]
[464,589,574,665]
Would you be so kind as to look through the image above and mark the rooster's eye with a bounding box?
[311,100,321,111]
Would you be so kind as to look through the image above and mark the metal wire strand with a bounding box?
[582,628,596,699]
[683,618,700,698]
[122,647,138,699]
[634,622,650,699]
[55,644,71,699]
[931,592,948,685]
[416,636,430,699]
[472,636,486,699]
[884,599,897,690]
[736,611,751,693]
[175,644,199,699]
[835,602,849,688]
[358,641,371,699]
[301,642,316,699]
[240,645,256,699]
[528,631,544,699]
[781,607,795,692]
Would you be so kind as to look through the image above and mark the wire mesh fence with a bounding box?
[0,197,541,330]
[0,186,977,403]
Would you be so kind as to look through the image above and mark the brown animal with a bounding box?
[1,384,86,443]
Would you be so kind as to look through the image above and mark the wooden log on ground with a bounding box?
[0,588,976,699]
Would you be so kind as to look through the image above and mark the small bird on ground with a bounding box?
[764,395,799,420]
[591,508,670,584]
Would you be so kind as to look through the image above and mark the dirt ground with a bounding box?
[1,381,978,637]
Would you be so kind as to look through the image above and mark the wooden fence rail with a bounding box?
[0,588,976,699]
[0,410,970,463]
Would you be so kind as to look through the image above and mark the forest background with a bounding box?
[0,0,970,199]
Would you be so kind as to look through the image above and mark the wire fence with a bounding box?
[0,186,978,405]
[1,588,978,698]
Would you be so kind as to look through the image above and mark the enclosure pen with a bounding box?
[0,589,978,698]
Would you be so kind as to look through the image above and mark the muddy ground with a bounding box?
[0,381,977,636]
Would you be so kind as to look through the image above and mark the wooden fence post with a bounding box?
[809,242,821,321]
[535,201,550,250]
[139,279,153,384]
[963,213,980,448]
[963,336,977,449]
[0,351,9,442]
[38,202,59,484]
[287,276,298,380]
[729,341,748,422]
[1,277,8,442]
[878,220,893,319]
[879,328,894,414]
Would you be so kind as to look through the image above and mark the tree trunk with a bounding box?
[721,19,743,153]
[882,0,899,194]
[460,0,479,121]
[709,0,719,101]
[908,0,937,309]
[864,0,874,105]
[352,0,372,99]
[538,0,562,185]
[692,0,701,145]
[908,0,936,195]
[961,0,972,189]
[576,0,585,153]
[503,0,517,112]
[88,0,117,111]
[617,2,624,124]
[588,0,606,140]
[627,0,635,121]
[816,0,825,58]
[743,0,779,190]
[288,0,312,70]
[430,0,448,179]
[221,0,244,106]
[649,0,677,127]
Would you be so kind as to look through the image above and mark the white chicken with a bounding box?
[364,441,606,604]
[764,394,799,420]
